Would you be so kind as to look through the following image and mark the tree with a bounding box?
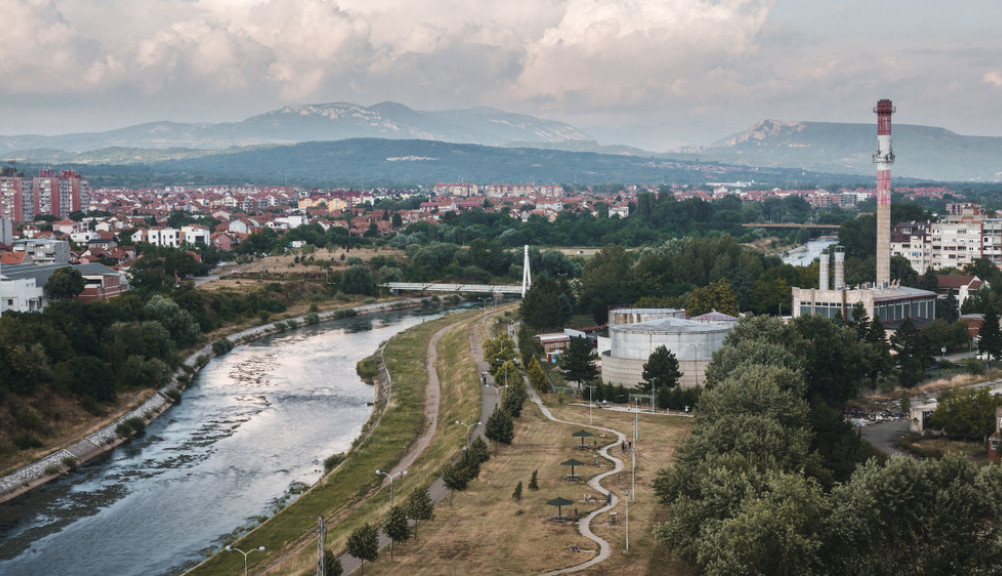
[918,266,939,293]
[528,469,539,490]
[44,267,85,301]
[980,306,1002,362]
[827,455,1002,575]
[146,294,201,347]
[346,523,379,575]
[890,318,931,388]
[640,345,682,399]
[512,481,523,501]
[405,487,435,541]
[320,549,343,576]
[937,289,960,323]
[930,387,1002,440]
[382,504,411,560]
[520,278,574,331]
[559,336,598,388]
[442,462,470,505]
[687,278,740,317]
[484,408,514,453]
[342,264,376,295]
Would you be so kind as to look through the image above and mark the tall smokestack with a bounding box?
[819,250,830,290]
[834,246,845,290]
[874,99,895,288]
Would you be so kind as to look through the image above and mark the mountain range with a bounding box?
[0,102,592,153]
[2,101,1001,183]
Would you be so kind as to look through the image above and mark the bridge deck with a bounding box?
[382,282,524,295]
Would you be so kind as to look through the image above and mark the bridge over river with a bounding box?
[383,244,533,297]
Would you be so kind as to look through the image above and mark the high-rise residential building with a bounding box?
[30,169,89,220]
[0,167,28,223]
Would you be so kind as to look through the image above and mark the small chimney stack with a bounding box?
[834,246,846,290]
[819,250,830,290]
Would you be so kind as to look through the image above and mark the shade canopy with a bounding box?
[546,496,575,517]
[571,429,594,448]
[561,458,587,478]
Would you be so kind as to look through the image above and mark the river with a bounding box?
[782,238,838,267]
[0,308,444,576]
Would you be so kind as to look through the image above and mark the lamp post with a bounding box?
[454,419,481,446]
[225,545,265,576]
[624,490,630,551]
[632,401,637,502]
[586,384,595,425]
[376,468,407,507]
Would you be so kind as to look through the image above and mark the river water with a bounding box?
[0,308,442,576]
[781,238,838,267]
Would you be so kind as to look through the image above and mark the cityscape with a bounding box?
[5,2,1002,576]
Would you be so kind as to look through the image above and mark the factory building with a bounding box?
[792,100,936,325]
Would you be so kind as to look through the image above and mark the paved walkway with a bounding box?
[527,387,627,575]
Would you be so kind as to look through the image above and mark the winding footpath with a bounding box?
[525,384,627,575]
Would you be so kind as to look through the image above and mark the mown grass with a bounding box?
[188,310,480,576]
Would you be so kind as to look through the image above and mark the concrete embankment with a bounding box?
[0,298,432,504]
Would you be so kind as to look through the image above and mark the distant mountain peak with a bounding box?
[723,120,807,147]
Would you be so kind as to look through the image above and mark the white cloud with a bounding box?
[984,70,1002,87]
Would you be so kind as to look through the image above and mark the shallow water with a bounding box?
[0,309,441,576]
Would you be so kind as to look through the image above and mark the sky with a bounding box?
[2,0,1002,150]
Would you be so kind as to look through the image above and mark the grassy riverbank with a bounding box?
[189,308,482,576]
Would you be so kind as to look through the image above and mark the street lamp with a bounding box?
[455,419,481,446]
[586,384,595,425]
[495,358,510,390]
[375,468,407,507]
[624,490,630,551]
[225,545,265,576]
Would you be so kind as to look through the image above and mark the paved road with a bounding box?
[860,419,910,457]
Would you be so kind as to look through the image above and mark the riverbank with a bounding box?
[0,297,441,505]
[187,306,485,575]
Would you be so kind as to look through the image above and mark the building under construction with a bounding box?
[791,100,936,326]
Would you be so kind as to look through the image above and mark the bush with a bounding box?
[212,338,234,356]
[356,356,380,384]
[273,321,288,333]
[324,453,346,472]
[15,407,49,434]
[45,464,60,476]
[196,354,211,368]
[287,319,300,329]
[116,416,147,437]
[336,308,358,319]
[13,432,43,449]
[62,456,78,470]
[305,313,320,325]
[164,388,182,403]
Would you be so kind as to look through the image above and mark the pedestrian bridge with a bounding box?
[382,245,533,297]
[381,282,525,295]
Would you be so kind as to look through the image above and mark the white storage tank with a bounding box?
[601,317,728,389]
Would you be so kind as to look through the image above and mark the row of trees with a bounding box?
[654,314,1002,575]
[343,486,437,574]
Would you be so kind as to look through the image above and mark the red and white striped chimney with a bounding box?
[873,99,895,288]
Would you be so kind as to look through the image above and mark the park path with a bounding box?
[337,310,498,574]
[525,385,627,575]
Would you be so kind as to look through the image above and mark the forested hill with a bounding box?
[19,139,876,189]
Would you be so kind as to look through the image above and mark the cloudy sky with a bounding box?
[2,0,1001,149]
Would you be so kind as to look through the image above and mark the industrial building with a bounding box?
[792,100,936,325]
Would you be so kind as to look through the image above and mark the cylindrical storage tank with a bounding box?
[602,317,729,388]
[608,308,686,326]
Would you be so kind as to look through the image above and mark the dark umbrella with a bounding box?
[546,496,575,519]
[571,429,594,449]
[561,458,587,479]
